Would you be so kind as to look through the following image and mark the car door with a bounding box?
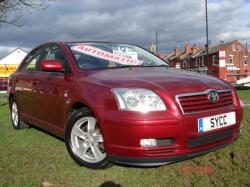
[34,45,71,132]
[14,47,44,122]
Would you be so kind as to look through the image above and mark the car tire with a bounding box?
[65,108,111,169]
[10,98,29,130]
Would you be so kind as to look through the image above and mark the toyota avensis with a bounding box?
[7,41,244,168]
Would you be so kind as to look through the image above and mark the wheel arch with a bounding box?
[66,101,102,129]
[64,101,111,168]
[8,93,15,109]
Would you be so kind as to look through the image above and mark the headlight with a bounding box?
[112,88,166,112]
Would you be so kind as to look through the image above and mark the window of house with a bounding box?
[231,45,236,52]
[244,56,248,66]
[229,55,233,65]
[237,45,242,52]
[212,55,216,66]
[213,55,219,66]
[201,56,204,66]
[182,61,185,69]
[183,60,187,69]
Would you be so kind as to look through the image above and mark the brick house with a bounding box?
[193,40,250,83]
[167,40,250,83]
[168,44,200,69]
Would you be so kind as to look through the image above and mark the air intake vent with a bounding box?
[188,128,233,148]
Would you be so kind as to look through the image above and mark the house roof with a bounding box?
[0,48,27,65]
[166,52,175,60]
[170,49,203,61]
[169,51,185,60]
[195,41,234,58]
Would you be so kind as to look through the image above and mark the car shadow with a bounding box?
[99,181,122,187]
[28,124,64,142]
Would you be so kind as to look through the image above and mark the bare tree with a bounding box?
[0,0,53,27]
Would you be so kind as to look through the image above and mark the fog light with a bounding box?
[140,139,157,147]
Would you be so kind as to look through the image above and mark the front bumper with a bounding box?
[97,107,241,166]
[107,137,238,166]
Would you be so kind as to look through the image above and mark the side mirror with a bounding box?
[40,60,64,72]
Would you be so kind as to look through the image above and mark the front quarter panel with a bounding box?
[76,79,117,112]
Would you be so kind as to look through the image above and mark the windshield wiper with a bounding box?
[143,64,169,68]
[108,64,169,69]
[114,65,142,69]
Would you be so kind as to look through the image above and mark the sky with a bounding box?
[0,0,250,58]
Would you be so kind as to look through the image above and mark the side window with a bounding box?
[20,48,43,72]
[26,56,40,71]
[41,45,68,71]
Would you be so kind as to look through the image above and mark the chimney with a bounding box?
[191,44,198,55]
[174,47,180,56]
[184,43,191,54]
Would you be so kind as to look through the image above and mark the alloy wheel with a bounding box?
[70,117,106,163]
[11,102,19,127]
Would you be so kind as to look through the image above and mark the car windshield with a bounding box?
[68,42,169,70]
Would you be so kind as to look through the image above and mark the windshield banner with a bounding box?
[71,45,143,65]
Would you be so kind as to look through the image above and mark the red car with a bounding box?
[7,41,244,169]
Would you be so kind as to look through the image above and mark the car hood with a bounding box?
[83,67,231,96]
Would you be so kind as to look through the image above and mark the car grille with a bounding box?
[176,89,234,114]
[188,128,234,148]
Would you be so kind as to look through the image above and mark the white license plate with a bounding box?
[198,112,236,133]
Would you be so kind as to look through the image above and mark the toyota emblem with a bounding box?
[208,91,219,103]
